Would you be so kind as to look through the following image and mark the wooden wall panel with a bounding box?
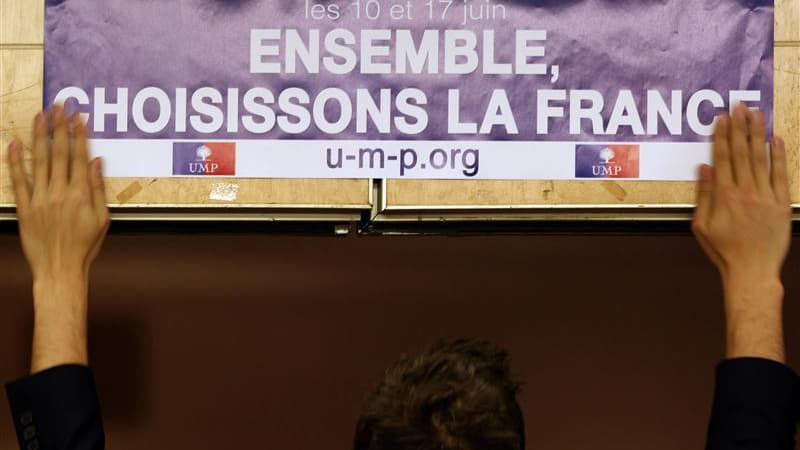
[0,0,44,44]
[776,45,800,204]
[0,38,370,214]
[384,45,800,212]
[776,0,799,42]
[0,49,42,207]
[3,0,794,217]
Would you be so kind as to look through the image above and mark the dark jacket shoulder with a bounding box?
[5,364,105,450]
[706,358,800,450]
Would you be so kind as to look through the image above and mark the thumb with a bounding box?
[693,164,713,228]
[89,158,108,212]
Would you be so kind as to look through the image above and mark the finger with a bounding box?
[70,114,90,187]
[7,139,31,213]
[49,105,70,190]
[692,165,724,268]
[89,157,108,211]
[693,164,713,221]
[770,136,790,204]
[747,109,769,193]
[31,112,50,193]
[729,103,753,188]
[692,165,718,261]
[712,115,734,188]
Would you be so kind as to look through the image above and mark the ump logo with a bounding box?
[172,142,236,176]
[575,144,640,179]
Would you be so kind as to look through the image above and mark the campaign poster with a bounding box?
[44,0,774,180]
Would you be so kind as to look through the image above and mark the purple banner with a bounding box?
[44,0,773,143]
[42,0,773,181]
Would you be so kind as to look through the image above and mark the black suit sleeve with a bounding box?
[5,365,105,450]
[706,358,800,450]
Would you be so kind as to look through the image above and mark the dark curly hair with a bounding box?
[353,339,525,450]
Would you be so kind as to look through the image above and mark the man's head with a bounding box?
[354,339,525,450]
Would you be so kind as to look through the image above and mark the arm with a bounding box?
[693,103,799,450]
[4,106,110,450]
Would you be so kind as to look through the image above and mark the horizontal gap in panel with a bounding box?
[0,43,43,49]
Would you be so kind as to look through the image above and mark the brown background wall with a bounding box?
[1,227,799,450]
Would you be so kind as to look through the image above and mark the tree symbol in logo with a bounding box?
[599,147,615,164]
[196,145,212,161]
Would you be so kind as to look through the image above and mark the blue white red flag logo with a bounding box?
[172,142,236,176]
[575,145,640,178]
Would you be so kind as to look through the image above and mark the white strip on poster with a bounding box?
[88,139,712,181]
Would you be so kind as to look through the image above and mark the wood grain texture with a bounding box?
[385,45,800,209]
[0,0,44,44]
[776,0,800,42]
[0,48,42,206]
[2,0,795,214]
[0,49,371,209]
[775,45,800,203]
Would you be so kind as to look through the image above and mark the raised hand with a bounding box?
[693,103,791,363]
[7,106,109,282]
[6,105,110,372]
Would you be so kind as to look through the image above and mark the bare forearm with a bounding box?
[723,272,785,364]
[31,273,90,373]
